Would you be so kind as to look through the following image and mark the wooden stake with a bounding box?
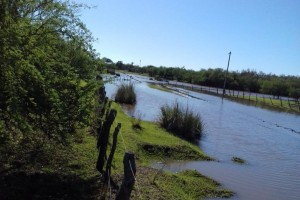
[116,152,136,200]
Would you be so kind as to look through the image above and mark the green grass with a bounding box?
[152,170,233,199]
[229,94,300,113]
[249,96,290,108]
[109,102,210,171]
[170,83,300,114]
[0,102,232,199]
[148,83,172,92]
[105,102,233,199]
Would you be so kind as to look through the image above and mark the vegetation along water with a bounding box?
[1,0,299,199]
[105,73,300,200]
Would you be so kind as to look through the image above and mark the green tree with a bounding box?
[0,0,98,149]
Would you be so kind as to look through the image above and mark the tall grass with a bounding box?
[115,83,136,104]
[158,102,203,142]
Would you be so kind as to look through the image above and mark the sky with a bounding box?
[75,0,300,76]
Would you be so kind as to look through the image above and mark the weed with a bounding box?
[158,102,203,142]
[115,83,136,104]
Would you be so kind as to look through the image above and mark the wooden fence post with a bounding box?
[105,123,121,181]
[97,86,106,102]
[96,109,117,173]
[116,152,136,200]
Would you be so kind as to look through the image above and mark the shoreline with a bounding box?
[107,102,233,199]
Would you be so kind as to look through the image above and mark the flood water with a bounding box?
[105,74,300,200]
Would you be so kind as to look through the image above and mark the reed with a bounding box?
[158,102,203,142]
[115,83,136,104]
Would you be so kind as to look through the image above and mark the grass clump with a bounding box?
[115,83,136,104]
[232,156,246,164]
[158,102,203,143]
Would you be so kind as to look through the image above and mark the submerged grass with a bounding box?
[232,156,246,164]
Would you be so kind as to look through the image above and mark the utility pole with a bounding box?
[222,51,231,100]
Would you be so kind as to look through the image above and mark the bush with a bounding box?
[115,83,136,104]
[158,102,203,142]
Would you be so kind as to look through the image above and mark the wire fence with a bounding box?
[104,112,143,200]
[167,82,300,111]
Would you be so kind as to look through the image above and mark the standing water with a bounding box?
[105,74,300,200]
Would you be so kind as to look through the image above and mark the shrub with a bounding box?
[158,102,203,142]
[115,83,136,104]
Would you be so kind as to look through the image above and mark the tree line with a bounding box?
[105,60,300,99]
[0,0,100,156]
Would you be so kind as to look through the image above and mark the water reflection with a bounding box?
[105,74,300,200]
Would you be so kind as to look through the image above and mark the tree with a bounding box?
[0,0,98,148]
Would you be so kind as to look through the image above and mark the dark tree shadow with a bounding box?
[0,172,100,200]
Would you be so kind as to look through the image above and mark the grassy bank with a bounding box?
[0,102,233,199]
[148,83,173,92]
[226,94,300,114]
[170,83,300,114]
[106,102,232,199]
[108,102,211,170]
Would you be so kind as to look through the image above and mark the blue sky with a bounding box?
[75,0,300,76]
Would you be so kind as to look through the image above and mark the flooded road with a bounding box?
[105,74,300,200]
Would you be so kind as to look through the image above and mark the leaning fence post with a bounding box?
[116,152,136,200]
[105,123,121,181]
[96,109,117,173]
